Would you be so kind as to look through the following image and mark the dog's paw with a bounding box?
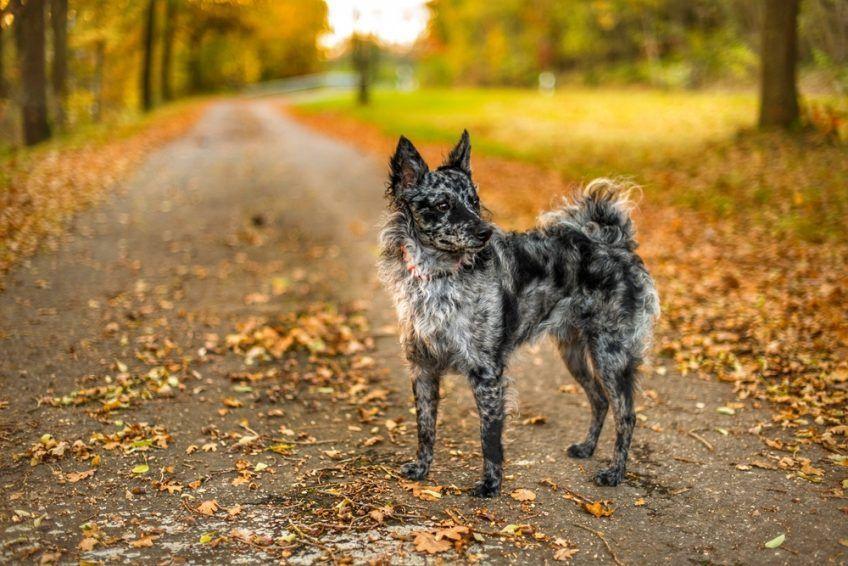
[594,466,624,487]
[567,441,595,459]
[400,461,429,481]
[469,478,501,498]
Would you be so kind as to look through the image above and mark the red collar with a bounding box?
[401,244,428,280]
[401,244,469,281]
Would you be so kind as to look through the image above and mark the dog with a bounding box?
[378,131,659,497]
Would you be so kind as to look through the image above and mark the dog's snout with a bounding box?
[476,226,493,242]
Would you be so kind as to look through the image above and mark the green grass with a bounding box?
[297,87,755,168]
[296,88,847,241]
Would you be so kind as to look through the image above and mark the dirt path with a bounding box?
[0,99,844,564]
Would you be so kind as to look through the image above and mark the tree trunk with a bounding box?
[0,10,7,100]
[92,39,104,122]
[186,28,203,94]
[140,0,156,112]
[15,0,51,145]
[160,0,175,101]
[352,33,370,106]
[50,0,68,128]
[759,0,801,129]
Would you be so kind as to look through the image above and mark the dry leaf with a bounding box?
[435,525,470,541]
[65,469,96,483]
[413,531,451,554]
[129,534,157,548]
[197,500,219,516]
[582,500,615,518]
[554,546,579,561]
[402,481,445,501]
[510,488,536,502]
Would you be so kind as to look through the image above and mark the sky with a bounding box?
[321,0,430,48]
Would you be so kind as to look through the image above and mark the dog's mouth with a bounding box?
[430,240,488,255]
[425,230,492,255]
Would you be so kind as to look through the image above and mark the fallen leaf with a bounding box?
[764,534,785,549]
[268,443,293,455]
[158,480,183,494]
[554,546,579,561]
[413,531,451,554]
[510,488,536,502]
[132,463,149,475]
[129,534,157,548]
[65,469,96,483]
[197,500,219,516]
[435,525,470,541]
[582,500,615,518]
[500,524,533,536]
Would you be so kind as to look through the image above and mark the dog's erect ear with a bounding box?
[389,136,428,195]
[442,130,471,176]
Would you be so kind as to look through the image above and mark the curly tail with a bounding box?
[541,178,638,249]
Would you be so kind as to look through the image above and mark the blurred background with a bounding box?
[1,1,845,142]
[1,0,846,239]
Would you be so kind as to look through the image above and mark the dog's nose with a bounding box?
[476,226,493,242]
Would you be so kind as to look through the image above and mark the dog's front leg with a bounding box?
[400,364,441,481]
[468,367,505,497]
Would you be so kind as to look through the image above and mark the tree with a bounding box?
[160,0,175,101]
[0,6,7,100]
[140,0,156,112]
[50,0,68,128]
[15,0,52,145]
[352,32,372,106]
[759,0,801,129]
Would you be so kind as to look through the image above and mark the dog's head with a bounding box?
[387,131,493,254]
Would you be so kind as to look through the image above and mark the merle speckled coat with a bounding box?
[379,131,659,497]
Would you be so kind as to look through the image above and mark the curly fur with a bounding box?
[379,132,659,497]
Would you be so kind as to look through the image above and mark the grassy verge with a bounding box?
[0,99,206,280]
[295,88,847,242]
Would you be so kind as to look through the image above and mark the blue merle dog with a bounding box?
[379,131,659,497]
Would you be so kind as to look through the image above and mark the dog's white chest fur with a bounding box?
[398,277,477,365]
[394,272,501,373]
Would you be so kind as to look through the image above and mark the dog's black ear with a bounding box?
[442,130,471,176]
[389,136,428,195]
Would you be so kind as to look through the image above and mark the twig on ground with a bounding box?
[687,429,715,451]
[288,520,336,561]
[572,523,624,566]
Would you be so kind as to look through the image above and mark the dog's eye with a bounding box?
[436,201,450,212]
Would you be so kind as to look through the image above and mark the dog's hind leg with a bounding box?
[592,351,637,487]
[401,364,442,481]
[468,366,506,498]
[557,340,608,459]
